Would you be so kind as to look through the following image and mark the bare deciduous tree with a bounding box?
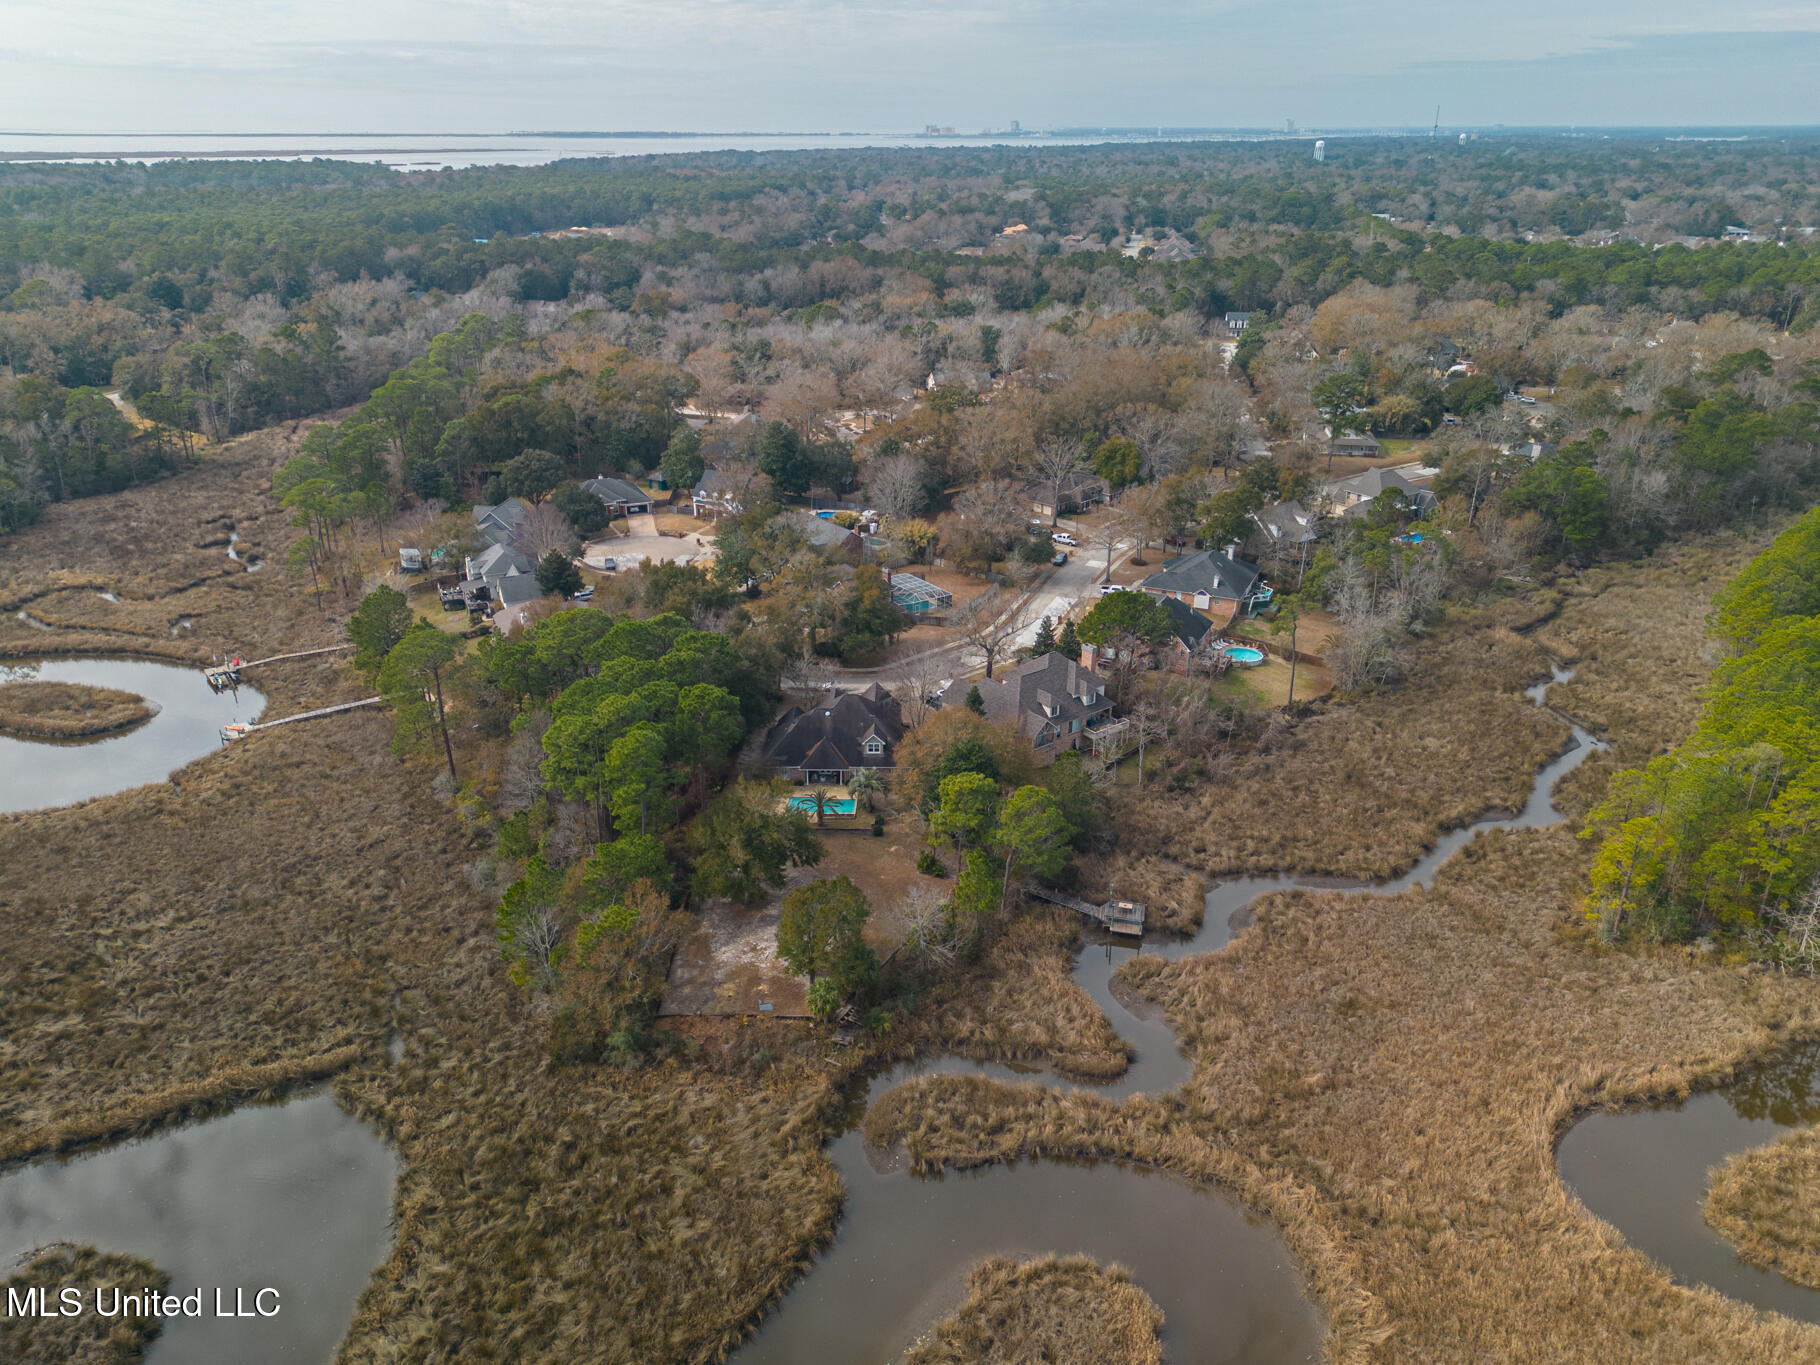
[957,589,1035,680]
[512,502,581,561]
[1027,436,1086,526]
[863,451,930,519]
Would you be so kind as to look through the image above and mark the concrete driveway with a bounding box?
[582,517,715,571]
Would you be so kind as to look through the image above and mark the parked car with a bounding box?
[1051,550,1069,566]
[1051,531,1078,547]
[598,557,617,571]
[570,587,595,602]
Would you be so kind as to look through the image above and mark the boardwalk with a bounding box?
[1027,886,1146,936]
[219,697,382,741]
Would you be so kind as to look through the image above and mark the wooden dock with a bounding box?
[219,697,383,742]
[1027,887,1146,936]
[204,645,354,692]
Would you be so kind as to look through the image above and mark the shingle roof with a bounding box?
[1138,549,1262,602]
[1252,499,1317,544]
[494,569,545,607]
[580,476,649,506]
[1156,595,1215,649]
[1324,467,1420,501]
[765,685,904,773]
[976,653,1110,741]
[468,543,534,583]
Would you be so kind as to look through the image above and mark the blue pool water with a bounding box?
[1220,646,1267,664]
[788,796,858,815]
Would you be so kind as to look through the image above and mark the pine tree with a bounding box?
[964,684,986,715]
[1032,616,1056,654]
[1056,619,1081,659]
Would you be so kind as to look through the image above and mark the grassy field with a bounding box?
[0,681,152,739]
[1706,1127,1820,1291]
[900,1255,1163,1365]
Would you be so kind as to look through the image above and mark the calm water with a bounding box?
[736,666,1600,1361]
[1559,1041,1820,1323]
[0,132,1153,170]
[0,658,263,813]
[0,1092,399,1362]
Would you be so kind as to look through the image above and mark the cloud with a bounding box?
[0,3,1817,132]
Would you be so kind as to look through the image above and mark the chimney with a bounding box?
[1224,541,1239,560]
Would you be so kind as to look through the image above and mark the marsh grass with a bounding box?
[0,681,153,740]
[900,1254,1163,1365]
[868,531,1820,1363]
[0,424,875,1365]
[1706,1127,1820,1291]
[0,1245,168,1365]
[912,907,1132,1080]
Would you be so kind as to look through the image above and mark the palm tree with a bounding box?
[809,786,830,827]
[848,769,883,812]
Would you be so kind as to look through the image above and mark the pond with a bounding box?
[0,657,264,814]
[0,1092,399,1363]
[734,665,1602,1362]
[1558,1040,1820,1326]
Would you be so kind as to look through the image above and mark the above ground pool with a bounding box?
[1220,645,1267,665]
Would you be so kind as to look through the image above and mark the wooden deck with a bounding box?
[1027,887,1146,936]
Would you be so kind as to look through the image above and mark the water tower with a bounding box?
[1313,140,1326,162]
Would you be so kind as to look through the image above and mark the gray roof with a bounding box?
[493,569,545,607]
[580,475,648,507]
[976,652,1111,743]
[693,468,742,504]
[1138,549,1262,602]
[1252,499,1317,544]
[473,500,532,545]
[468,543,534,584]
[1328,432,1382,453]
[1156,595,1214,650]
[1511,440,1557,462]
[765,685,903,774]
[783,510,863,552]
[1324,467,1420,502]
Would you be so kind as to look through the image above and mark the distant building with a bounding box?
[1327,432,1383,460]
[1225,311,1254,334]
[1251,500,1318,548]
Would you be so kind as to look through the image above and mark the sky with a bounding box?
[2,0,1819,133]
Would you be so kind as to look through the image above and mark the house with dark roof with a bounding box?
[1079,594,1216,676]
[579,476,653,517]
[473,498,533,547]
[1136,547,1272,624]
[1225,311,1254,333]
[975,653,1115,760]
[765,684,904,785]
[1509,440,1557,463]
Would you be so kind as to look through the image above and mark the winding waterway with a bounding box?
[0,657,264,813]
[0,1092,399,1363]
[734,666,1604,1363]
[1559,1041,1820,1325]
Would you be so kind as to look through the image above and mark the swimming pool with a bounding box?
[1220,645,1267,665]
[787,796,858,815]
